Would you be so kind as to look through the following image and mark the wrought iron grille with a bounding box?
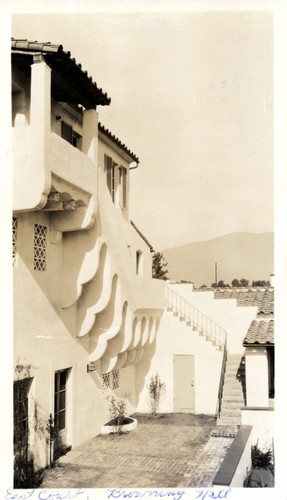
[33,224,47,271]
[112,369,119,390]
[102,373,110,394]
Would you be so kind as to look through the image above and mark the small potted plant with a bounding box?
[101,394,137,435]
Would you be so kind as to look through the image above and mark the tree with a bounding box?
[252,280,270,287]
[232,278,240,287]
[211,280,228,288]
[152,252,169,280]
[240,278,249,287]
[217,280,227,287]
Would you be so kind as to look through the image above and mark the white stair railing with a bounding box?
[165,285,227,350]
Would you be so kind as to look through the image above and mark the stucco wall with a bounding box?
[245,347,270,407]
[13,57,165,471]
[13,210,147,469]
[241,408,274,450]
[168,287,258,354]
[136,309,223,415]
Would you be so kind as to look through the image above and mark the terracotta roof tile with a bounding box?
[243,319,274,346]
[98,123,139,163]
[214,288,274,315]
[11,38,111,107]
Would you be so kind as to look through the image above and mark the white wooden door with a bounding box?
[173,354,195,412]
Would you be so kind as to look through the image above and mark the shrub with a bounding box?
[107,395,128,435]
[243,443,274,487]
[147,372,166,416]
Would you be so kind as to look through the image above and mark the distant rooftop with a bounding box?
[11,38,111,108]
[213,288,274,316]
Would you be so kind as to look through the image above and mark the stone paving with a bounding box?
[41,413,235,489]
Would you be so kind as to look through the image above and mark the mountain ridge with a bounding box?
[161,232,274,288]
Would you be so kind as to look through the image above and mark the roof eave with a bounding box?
[243,342,274,348]
[11,39,111,108]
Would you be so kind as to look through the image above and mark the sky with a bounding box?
[11,11,274,250]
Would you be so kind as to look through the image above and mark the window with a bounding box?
[105,155,115,202]
[112,369,119,390]
[54,370,67,431]
[136,250,143,276]
[105,155,127,209]
[120,167,127,209]
[12,217,18,266]
[102,373,110,394]
[61,121,81,149]
[33,224,47,271]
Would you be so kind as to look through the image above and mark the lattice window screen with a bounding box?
[102,373,110,394]
[12,217,18,266]
[33,224,47,271]
[112,369,119,390]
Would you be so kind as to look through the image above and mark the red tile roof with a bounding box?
[243,319,274,346]
[214,288,274,315]
[98,123,139,164]
[11,38,111,108]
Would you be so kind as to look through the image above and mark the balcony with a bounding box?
[13,127,96,212]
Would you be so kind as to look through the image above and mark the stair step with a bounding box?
[222,400,244,406]
[211,425,238,437]
[224,380,243,387]
[222,398,245,404]
[227,355,244,360]
[217,417,241,426]
[222,392,244,399]
[220,410,242,418]
[221,402,243,409]
[223,385,244,393]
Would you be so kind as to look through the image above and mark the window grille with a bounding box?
[12,217,18,266]
[112,369,119,390]
[33,224,47,271]
[102,373,110,394]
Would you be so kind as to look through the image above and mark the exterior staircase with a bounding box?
[216,353,245,428]
[166,286,227,351]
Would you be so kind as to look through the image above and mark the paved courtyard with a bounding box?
[41,413,235,489]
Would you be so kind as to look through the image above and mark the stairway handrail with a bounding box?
[215,337,227,419]
[165,285,227,349]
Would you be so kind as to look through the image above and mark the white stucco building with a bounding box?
[12,38,274,486]
[12,38,165,469]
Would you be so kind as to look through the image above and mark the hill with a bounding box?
[162,232,274,288]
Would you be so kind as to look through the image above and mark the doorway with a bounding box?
[173,355,195,412]
[54,369,71,459]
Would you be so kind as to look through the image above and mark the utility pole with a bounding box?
[215,262,218,286]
